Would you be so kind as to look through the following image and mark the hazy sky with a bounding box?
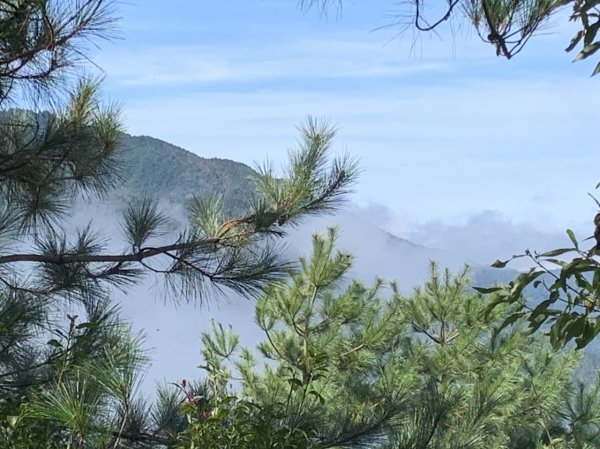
[93,0,598,241]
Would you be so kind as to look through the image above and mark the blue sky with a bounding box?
[92,0,599,248]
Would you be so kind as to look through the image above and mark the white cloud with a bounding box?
[95,35,451,86]
[60,200,592,394]
[114,75,599,230]
[400,209,587,267]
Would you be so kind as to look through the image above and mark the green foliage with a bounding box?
[479,224,600,350]
[115,134,258,213]
[301,0,600,76]
[195,229,587,449]
[5,229,600,449]
[0,84,124,232]
[0,0,118,100]
[0,294,214,449]
[0,110,358,303]
[176,393,311,449]
[0,297,139,448]
[0,108,358,303]
[0,1,361,448]
[561,375,600,447]
[0,0,359,305]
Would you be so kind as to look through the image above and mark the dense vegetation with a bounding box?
[7,229,600,448]
[0,0,598,448]
[304,0,600,356]
[189,230,600,449]
[116,134,256,212]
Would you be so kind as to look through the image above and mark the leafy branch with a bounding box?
[0,113,358,303]
[478,197,600,349]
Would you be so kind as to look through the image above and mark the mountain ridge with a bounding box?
[105,131,577,389]
[114,132,530,291]
[115,133,256,212]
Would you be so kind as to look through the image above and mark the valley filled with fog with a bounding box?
[67,187,587,393]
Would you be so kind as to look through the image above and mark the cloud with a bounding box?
[398,209,589,268]
[95,35,450,87]
[114,75,599,231]
[59,197,596,396]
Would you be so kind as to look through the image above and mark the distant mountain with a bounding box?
[383,229,533,292]
[113,133,529,290]
[104,132,594,390]
[383,229,436,251]
[115,134,256,212]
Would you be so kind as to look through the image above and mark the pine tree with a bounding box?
[300,0,600,76]
[195,229,588,449]
[0,1,358,447]
[0,0,358,306]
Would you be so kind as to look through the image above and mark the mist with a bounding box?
[63,199,578,393]
[403,209,588,268]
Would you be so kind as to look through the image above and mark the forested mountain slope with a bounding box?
[115,134,255,212]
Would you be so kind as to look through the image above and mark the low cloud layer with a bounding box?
[61,200,589,394]
[401,209,590,268]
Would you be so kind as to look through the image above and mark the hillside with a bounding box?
[112,132,528,290]
[115,133,256,212]
[104,132,594,390]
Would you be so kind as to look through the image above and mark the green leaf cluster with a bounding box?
[194,229,596,449]
[482,227,600,350]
